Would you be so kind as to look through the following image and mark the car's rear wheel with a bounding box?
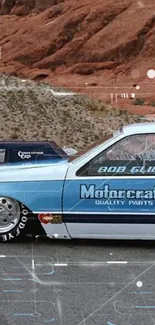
[0,197,29,242]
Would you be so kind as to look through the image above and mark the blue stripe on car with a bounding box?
[62,213,155,224]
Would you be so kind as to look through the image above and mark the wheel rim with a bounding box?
[0,197,20,233]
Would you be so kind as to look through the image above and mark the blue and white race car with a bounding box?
[1,122,155,242]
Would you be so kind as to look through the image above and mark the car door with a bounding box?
[63,133,155,239]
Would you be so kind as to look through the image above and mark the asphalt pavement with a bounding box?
[0,237,155,325]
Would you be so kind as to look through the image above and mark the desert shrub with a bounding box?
[133,98,145,105]
[11,132,18,139]
[149,101,155,107]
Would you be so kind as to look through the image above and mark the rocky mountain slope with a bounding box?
[0,0,155,115]
[0,74,145,148]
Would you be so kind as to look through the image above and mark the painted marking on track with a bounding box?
[44,318,56,323]
[13,314,32,316]
[107,261,127,264]
[54,263,68,266]
[136,306,155,309]
[131,291,151,294]
[3,290,23,292]
[32,259,35,270]
[3,278,22,281]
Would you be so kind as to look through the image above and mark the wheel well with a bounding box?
[1,196,45,236]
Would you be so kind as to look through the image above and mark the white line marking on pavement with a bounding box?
[107,261,128,264]
[32,259,35,270]
[54,263,68,266]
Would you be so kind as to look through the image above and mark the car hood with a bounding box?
[0,159,70,182]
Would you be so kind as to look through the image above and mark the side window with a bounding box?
[0,149,6,164]
[77,134,155,176]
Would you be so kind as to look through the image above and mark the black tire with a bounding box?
[0,197,29,242]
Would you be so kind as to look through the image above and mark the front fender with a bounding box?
[0,180,64,213]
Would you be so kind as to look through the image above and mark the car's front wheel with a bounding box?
[0,197,29,242]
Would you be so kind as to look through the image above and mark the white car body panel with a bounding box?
[41,223,71,239]
[0,160,69,182]
[66,223,155,239]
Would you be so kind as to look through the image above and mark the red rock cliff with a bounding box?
[0,0,155,113]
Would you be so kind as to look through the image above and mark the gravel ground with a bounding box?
[0,237,155,325]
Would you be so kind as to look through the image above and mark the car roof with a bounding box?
[122,122,155,135]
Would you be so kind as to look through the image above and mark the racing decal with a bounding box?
[18,151,44,159]
[80,184,155,200]
[63,181,155,224]
[80,184,155,207]
[98,165,155,175]
[85,157,155,176]
[38,213,62,224]
[0,206,28,242]
[63,179,155,214]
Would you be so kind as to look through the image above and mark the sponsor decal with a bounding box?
[18,151,44,160]
[0,206,28,242]
[80,184,155,200]
[38,213,62,225]
[98,165,155,174]
[80,184,155,207]
[18,151,31,159]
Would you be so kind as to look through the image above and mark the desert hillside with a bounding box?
[0,0,155,114]
[0,74,147,149]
